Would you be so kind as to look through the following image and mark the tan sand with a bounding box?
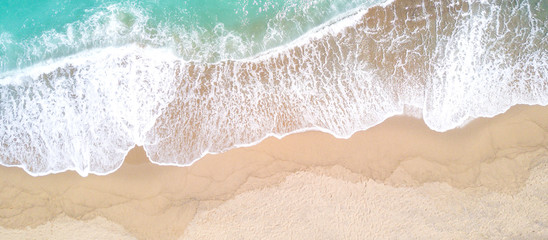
[0,215,134,240]
[0,104,547,239]
[183,161,548,239]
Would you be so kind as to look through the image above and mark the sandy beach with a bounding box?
[1,104,547,239]
[1,0,547,239]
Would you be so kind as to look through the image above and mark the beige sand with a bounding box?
[0,215,134,240]
[183,161,548,239]
[0,104,547,239]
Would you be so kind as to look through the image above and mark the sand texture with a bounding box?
[0,104,547,239]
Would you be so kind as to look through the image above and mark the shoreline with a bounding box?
[0,104,547,239]
[3,0,546,177]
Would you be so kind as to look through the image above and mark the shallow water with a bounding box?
[0,0,381,70]
[0,0,547,176]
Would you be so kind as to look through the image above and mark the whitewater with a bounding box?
[0,0,547,176]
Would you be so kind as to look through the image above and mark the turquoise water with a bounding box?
[0,0,382,71]
[0,0,547,176]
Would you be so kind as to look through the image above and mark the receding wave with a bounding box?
[1,0,547,176]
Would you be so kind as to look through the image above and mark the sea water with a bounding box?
[0,0,380,70]
[0,0,547,176]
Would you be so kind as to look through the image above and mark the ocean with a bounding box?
[0,0,547,176]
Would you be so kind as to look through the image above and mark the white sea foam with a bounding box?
[0,45,180,176]
[0,0,547,176]
[145,0,548,169]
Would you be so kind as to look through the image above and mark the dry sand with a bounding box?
[0,104,547,239]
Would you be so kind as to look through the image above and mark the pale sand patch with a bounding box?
[183,160,548,239]
[0,105,547,239]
